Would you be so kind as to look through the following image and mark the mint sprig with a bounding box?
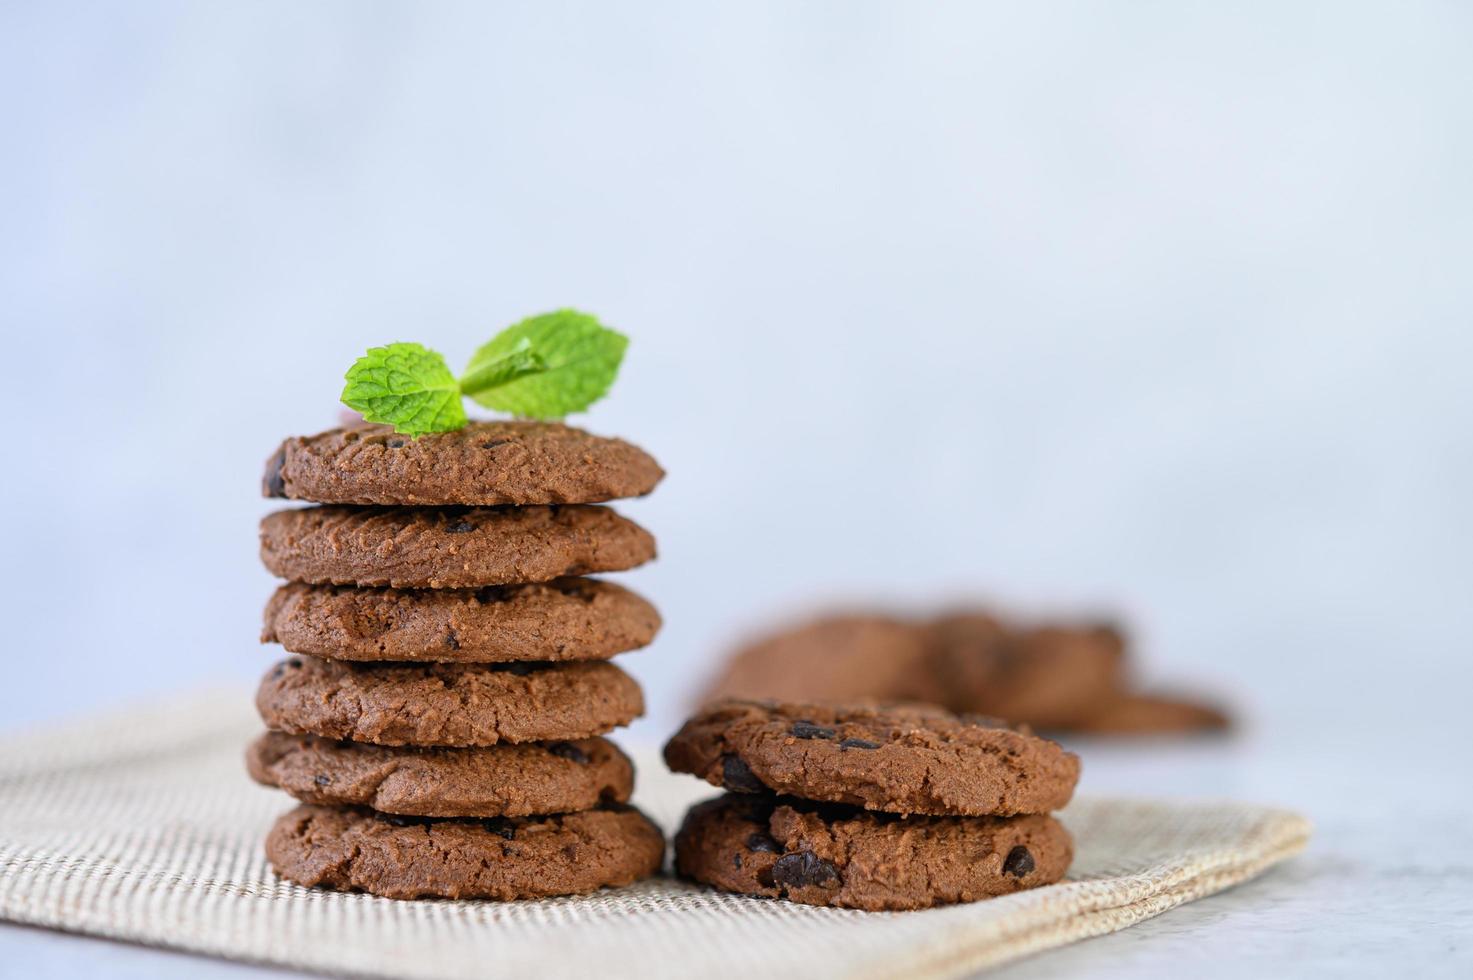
[339,310,628,436]
[341,342,467,435]
[462,310,628,419]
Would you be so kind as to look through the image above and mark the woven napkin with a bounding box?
[0,693,1308,979]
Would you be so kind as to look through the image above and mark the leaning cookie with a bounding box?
[256,656,644,747]
[267,803,665,900]
[664,698,1079,816]
[264,421,664,506]
[697,614,947,707]
[930,617,1128,728]
[246,732,634,818]
[259,504,656,589]
[675,794,1072,911]
[262,579,660,662]
[1068,692,1231,735]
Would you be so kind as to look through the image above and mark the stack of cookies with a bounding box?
[665,699,1079,911]
[248,421,667,900]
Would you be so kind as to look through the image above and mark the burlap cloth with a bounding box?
[0,693,1309,979]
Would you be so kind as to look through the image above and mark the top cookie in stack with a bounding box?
[249,420,667,901]
[263,420,664,506]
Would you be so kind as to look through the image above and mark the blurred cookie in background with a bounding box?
[699,608,1229,736]
[930,615,1128,729]
[1068,692,1231,735]
[697,615,950,706]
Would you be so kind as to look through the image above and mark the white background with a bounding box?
[2,2,1470,976]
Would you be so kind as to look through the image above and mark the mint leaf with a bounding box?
[458,337,548,396]
[341,342,467,436]
[460,309,627,420]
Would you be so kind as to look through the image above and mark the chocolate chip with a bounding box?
[839,738,881,750]
[444,519,477,534]
[720,754,767,793]
[480,439,512,450]
[263,448,287,497]
[771,851,840,889]
[313,774,330,786]
[798,799,870,823]
[745,832,781,854]
[490,662,540,676]
[269,657,301,680]
[553,580,594,600]
[1003,845,1035,877]
[444,630,460,650]
[386,438,405,448]
[547,742,590,764]
[480,817,516,840]
[732,853,743,869]
[379,813,435,828]
[790,721,836,740]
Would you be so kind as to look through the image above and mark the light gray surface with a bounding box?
[1,1,1469,975]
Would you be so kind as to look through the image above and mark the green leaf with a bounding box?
[458,337,548,395]
[460,309,627,420]
[341,342,467,436]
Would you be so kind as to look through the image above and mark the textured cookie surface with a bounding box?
[247,732,634,817]
[264,421,664,506]
[256,656,644,746]
[263,579,660,662]
[674,794,1072,911]
[266,803,665,900]
[664,699,1079,816]
[259,505,656,589]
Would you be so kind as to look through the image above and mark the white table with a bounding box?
[3,709,1468,978]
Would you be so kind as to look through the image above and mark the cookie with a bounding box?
[259,505,656,589]
[262,579,660,663]
[247,731,634,817]
[664,699,1079,816]
[697,615,948,707]
[263,421,664,506]
[266,803,665,900]
[674,794,1071,911]
[931,617,1127,728]
[1069,693,1231,735]
[256,656,644,746]
[701,612,1130,730]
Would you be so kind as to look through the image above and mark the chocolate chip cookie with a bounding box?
[259,504,656,588]
[256,656,644,746]
[674,793,1072,911]
[664,699,1079,816]
[264,421,663,506]
[247,732,634,817]
[266,803,665,900]
[262,579,660,662]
